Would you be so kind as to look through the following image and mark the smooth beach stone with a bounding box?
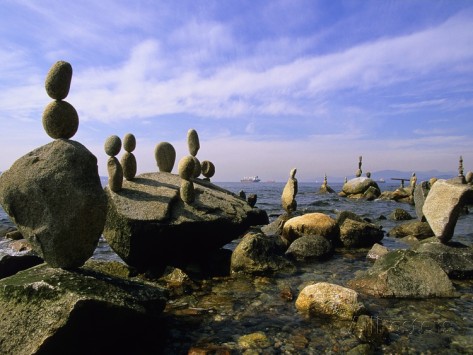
[123,133,136,153]
[201,160,215,179]
[155,142,176,173]
[191,156,201,178]
[466,171,473,184]
[281,168,298,213]
[45,60,73,100]
[104,135,122,157]
[107,156,123,192]
[187,129,200,157]
[121,152,137,181]
[178,156,195,180]
[42,100,79,139]
[180,179,195,203]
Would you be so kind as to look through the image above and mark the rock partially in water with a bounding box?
[295,282,365,320]
[231,230,295,275]
[338,218,384,248]
[285,235,333,262]
[348,249,456,298]
[414,238,473,279]
[388,208,413,221]
[422,179,473,243]
[0,263,168,355]
[282,213,339,244]
[0,139,107,268]
[366,243,389,261]
[341,177,380,198]
[387,220,434,240]
[103,172,268,273]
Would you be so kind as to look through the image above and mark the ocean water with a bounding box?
[1,180,473,353]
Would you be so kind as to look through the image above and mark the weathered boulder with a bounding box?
[422,179,473,242]
[0,263,168,355]
[282,213,339,244]
[414,180,431,221]
[414,238,473,279]
[338,218,384,248]
[261,213,295,238]
[285,235,333,261]
[347,249,456,298]
[388,208,413,221]
[295,282,365,320]
[378,188,412,204]
[366,243,388,261]
[342,177,380,197]
[0,139,107,268]
[230,230,295,275]
[103,172,268,273]
[387,220,434,240]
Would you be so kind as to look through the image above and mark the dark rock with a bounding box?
[261,213,294,237]
[336,211,366,225]
[0,263,168,355]
[285,235,333,261]
[347,249,456,298]
[247,193,257,207]
[339,219,384,248]
[45,60,72,100]
[388,208,413,221]
[230,231,295,275]
[0,139,107,268]
[387,220,434,240]
[353,314,389,344]
[363,186,381,201]
[103,172,268,273]
[414,181,431,221]
[0,252,43,279]
[414,238,473,279]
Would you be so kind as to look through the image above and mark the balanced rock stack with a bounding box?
[282,168,298,213]
[178,156,196,203]
[105,135,123,192]
[121,133,137,180]
[187,129,202,178]
[0,60,107,268]
[155,141,176,173]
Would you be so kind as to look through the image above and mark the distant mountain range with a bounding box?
[314,170,458,183]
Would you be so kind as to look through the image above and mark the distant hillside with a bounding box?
[371,170,457,182]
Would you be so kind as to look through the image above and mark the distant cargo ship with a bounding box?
[241,176,261,183]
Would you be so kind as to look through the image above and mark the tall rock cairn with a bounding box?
[355,156,362,178]
[105,135,123,192]
[43,61,78,139]
[121,133,137,180]
[281,168,298,213]
[187,128,202,178]
[155,142,176,173]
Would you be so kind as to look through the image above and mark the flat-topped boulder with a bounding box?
[103,172,268,273]
[340,177,381,199]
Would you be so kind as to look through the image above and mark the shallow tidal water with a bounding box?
[2,181,473,354]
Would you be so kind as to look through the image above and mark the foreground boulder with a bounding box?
[387,220,434,240]
[104,172,268,273]
[295,282,365,320]
[348,249,456,298]
[338,218,384,248]
[285,235,333,261]
[282,213,339,244]
[0,263,168,354]
[0,140,107,268]
[422,179,473,242]
[414,238,473,279]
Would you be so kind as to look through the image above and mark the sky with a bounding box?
[0,0,472,182]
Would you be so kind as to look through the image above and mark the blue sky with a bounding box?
[1,0,472,182]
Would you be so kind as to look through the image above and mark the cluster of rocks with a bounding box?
[339,157,381,200]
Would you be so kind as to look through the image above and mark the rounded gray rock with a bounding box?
[45,60,73,100]
[191,156,201,179]
[121,152,137,181]
[155,142,176,173]
[187,129,200,157]
[201,160,215,179]
[104,135,122,157]
[107,157,123,192]
[123,133,136,153]
[178,156,195,180]
[42,100,79,139]
[180,179,195,204]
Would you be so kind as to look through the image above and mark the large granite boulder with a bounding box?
[282,213,339,244]
[347,249,456,298]
[0,139,107,268]
[341,177,381,199]
[103,172,268,273]
[0,263,168,355]
[414,238,473,279]
[422,179,473,242]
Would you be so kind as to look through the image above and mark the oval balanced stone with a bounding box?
[187,129,200,157]
[201,160,215,179]
[123,133,136,153]
[42,100,79,139]
[107,156,123,192]
[191,156,201,179]
[155,142,176,173]
[104,135,122,157]
[121,152,137,181]
[178,156,195,180]
[180,179,195,204]
[45,60,73,100]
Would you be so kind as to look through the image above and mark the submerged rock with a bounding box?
[0,139,107,268]
[0,263,168,355]
[348,249,456,298]
[103,172,268,273]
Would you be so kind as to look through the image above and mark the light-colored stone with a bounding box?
[282,213,339,243]
[187,129,200,156]
[281,168,298,213]
[45,60,72,100]
[422,179,473,242]
[178,156,195,180]
[154,142,176,173]
[42,100,79,139]
[366,243,388,261]
[295,282,365,320]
